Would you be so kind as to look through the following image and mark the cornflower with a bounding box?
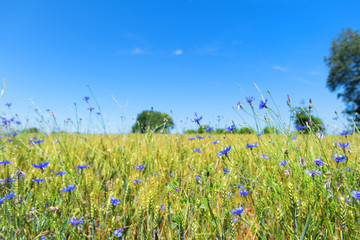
[136,165,145,170]
[246,142,258,150]
[83,96,90,102]
[204,126,213,132]
[313,158,323,167]
[55,171,66,176]
[223,168,230,174]
[31,178,45,183]
[61,184,75,192]
[279,160,287,166]
[231,206,244,215]
[134,179,141,183]
[114,227,124,238]
[246,96,255,104]
[0,160,12,166]
[258,99,267,109]
[351,191,360,200]
[69,216,84,230]
[260,153,269,159]
[193,148,202,154]
[225,124,235,132]
[111,197,121,206]
[77,164,88,169]
[32,162,49,171]
[337,142,350,148]
[332,154,346,162]
[218,145,231,156]
[239,189,249,196]
[305,170,321,177]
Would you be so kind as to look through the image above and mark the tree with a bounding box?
[325,28,360,121]
[294,107,324,134]
[131,110,174,133]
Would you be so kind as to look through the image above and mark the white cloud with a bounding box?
[272,65,288,72]
[173,49,183,55]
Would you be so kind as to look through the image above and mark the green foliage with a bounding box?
[294,107,324,133]
[237,127,256,134]
[263,126,278,134]
[131,110,174,133]
[20,127,39,133]
[325,28,360,121]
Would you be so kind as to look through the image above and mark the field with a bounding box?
[0,127,359,239]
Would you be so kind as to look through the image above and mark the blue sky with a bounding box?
[0,0,359,133]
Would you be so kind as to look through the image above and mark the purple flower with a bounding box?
[114,227,123,238]
[239,190,249,196]
[237,185,244,189]
[111,197,121,206]
[305,170,321,177]
[69,216,84,229]
[6,193,15,199]
[61,184,76,192]
[296,125,306,131]
[246,142,258,150]
[225,124,236,132]
[195,175,202,184]
[223,168,230,174]
[192,116,202,123]
[55,171,66,176]
[32,162,49,170]
[204,126,213,132]
[196,136,204,140]
[134,179,141,183]
[332,154,346,162]
[5,103,12,108]
[175,187,179,191]
[31,178,45,183]
[232,217,238,223]
[340,130,352,136]
[313,158,323,167]
[337,142,350,148]
[77,164,88,169]
[227,192,232,197]
[193,148,202,154]
[212,140,219,144]
[88,107,95,111]
[0,160,12,166]
[279,160,287,166]
[188,137,195,141]
[246,96,255,104]
[260,153,269,159]
[351,191,360,200]
[83,96,90,102]
[136,165,145,170]
[218,145,231,156]
[258,99,267,109]
[231,206,244,215]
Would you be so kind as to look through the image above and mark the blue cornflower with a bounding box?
[0,160,12,166]
[246,142,258,150]
[340,130,352,136]
[231,206,244,215]
[260,153,269,159]
[6,193,15,199]
[313,158,323,167]
[237,185,244,189]
[246,96,255,104]
[296,125,306,131]
[192,116,202,123]
[332,154,346,162]
[0,197,5,204]
[232,217,238,223]
[29,139,44,145]
[337,142,350,148]
[305,170,321,177]
[136,165,145,170]
[61,184,76,192]
[134,179,141,183]
[83,96,90,102]
[223,168,230,174]
[88,107,95,111]
[31,178,45,183]
[77,164,88,169]
[218,145,231,156]
[114,227,124,238]
[225,124,235,132]
[279,160,287,166]
[188,137,195,141]
[111,197,121,206]
[195,175,202,183]
[258,99,267,109]
[204,127,213,132]
[227,192,232,197]
[55,171,66,176]
[32,162,49,170]
[161,205,166,210]
[69,216,84,230]
[212,140,219,144]
[193,148,202,154]
[351,191,360,200]
[5,103,12,108]
[96,112,101,115]
[239,190,249,196]
[256,132,262,137]
[196,136,204,140]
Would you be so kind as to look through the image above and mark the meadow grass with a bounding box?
[0,128,359,239]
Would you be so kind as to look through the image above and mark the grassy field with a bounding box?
[0,129,359,239]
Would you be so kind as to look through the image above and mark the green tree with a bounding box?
[294,107,324,133]
[132,110,174,133]
[325,28,360,121]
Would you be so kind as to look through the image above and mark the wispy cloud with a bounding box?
[116,47,147,55]
[292,76,313,85]
[173,49,183,55]
[306,70,325,76]
[272,65,288,72]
